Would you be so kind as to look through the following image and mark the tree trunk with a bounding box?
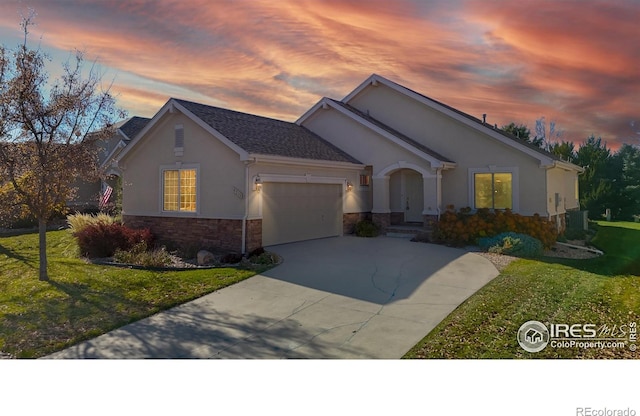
[38,218,49,281]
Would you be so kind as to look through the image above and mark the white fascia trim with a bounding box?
[252,154,365,170]
[341,73,380,103]
[374,161,440,179]
[343,74,583,170]
[296,98,326,125]
[117,101,174,163]
[256,173,347,185]
[549,159,585,172]
[117,99,250,164]
[171,100,250,160]
[100,140,127,170]
[468,166,520,213]
[117,126,131,142]
[306,98,449,169]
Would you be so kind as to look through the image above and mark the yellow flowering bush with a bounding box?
[432,206,557,248]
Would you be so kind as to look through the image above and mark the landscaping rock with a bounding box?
[197,250,215,266]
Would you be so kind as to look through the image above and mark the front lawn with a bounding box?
[405,221,640,359]
[0,230,257,358]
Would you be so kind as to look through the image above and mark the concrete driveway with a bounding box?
[46,236,499,359]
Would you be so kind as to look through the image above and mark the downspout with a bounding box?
[242,159,256,255]
[436,167,442,221]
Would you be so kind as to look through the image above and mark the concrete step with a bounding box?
[385,225,432,240]
[386,232,418,239]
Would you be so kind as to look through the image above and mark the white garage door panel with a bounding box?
[262,183,342,246]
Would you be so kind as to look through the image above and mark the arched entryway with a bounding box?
[389,169,424,224]
[370,161,442,230]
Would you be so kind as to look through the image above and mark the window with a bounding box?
[163,169,196,212]
[359,174,370,187]
[474,172,512,209]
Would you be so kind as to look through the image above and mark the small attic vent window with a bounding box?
[174,124,184,157]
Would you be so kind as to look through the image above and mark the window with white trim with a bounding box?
[474,172,513,209]
[163,168,197,212]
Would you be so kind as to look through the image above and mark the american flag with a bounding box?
[99,185,113,209]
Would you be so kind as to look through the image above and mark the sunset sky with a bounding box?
[0,0,638,149]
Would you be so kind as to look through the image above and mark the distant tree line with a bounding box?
[502,122,640,220]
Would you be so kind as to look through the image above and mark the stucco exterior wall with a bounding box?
[246,161,368,219]
[347,84,549,215]
[547,167,580,215]
[301,108,434,177]
[120,112,246,219]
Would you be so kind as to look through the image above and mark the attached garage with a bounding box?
[261,182,343,246]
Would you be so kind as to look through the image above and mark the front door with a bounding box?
[403,170,423,222]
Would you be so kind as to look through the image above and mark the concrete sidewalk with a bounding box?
[46,236,499,359]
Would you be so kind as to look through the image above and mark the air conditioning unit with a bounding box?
[567,210,588,231]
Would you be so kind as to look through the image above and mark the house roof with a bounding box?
[328,99,455,164]
[377,76,575,163]
[119,116,151,141]
[340,74,583,172]
[173,99,361,164]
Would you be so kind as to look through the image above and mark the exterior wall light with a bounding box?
[346,181,353,192]
[254,175,262,191]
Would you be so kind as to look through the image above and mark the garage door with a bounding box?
[262,182,342,246]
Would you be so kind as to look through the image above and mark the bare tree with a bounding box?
[535,117,563,151]
[0,14,125,280]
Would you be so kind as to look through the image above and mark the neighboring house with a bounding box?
[68,116,150,211]
[116,74,582,254]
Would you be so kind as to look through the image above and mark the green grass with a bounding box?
[0,230,258,358]
[404,221,640,359]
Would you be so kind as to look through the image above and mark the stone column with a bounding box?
[371,176,390,231]
[421,170,442,227]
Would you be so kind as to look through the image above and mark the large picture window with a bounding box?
[163,169,197,212]
[474,172,512,209]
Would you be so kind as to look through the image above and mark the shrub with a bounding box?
[248,247,266,257]
[74,223,154,258]
[563,228,587,241]
[431,206,557,248]
[67,213,118,234]
[113,242,173,268]
[355,220,380,237]
[249,251,278,265]
[220,253,243,264]
[478,232,544,258]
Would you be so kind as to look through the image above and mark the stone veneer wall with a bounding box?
[246,219,263,253]
[371,213,391,232]
[422,214,438,227]
[123,215,246,253]
[390,212,404,225]
[549,213,567,234]
[343,212,371,234]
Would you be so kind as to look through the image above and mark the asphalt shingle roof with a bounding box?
[174,99,361,164]
[330,99,455,163]
[119,116,151,141]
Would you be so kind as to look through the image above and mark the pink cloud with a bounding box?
[0,0,638,147]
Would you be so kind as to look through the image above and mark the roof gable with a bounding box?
[174,99,361,164]
[118,116,151,141]
[341,74,583,172]
[118,99,361,165]
[329,99,454,164]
